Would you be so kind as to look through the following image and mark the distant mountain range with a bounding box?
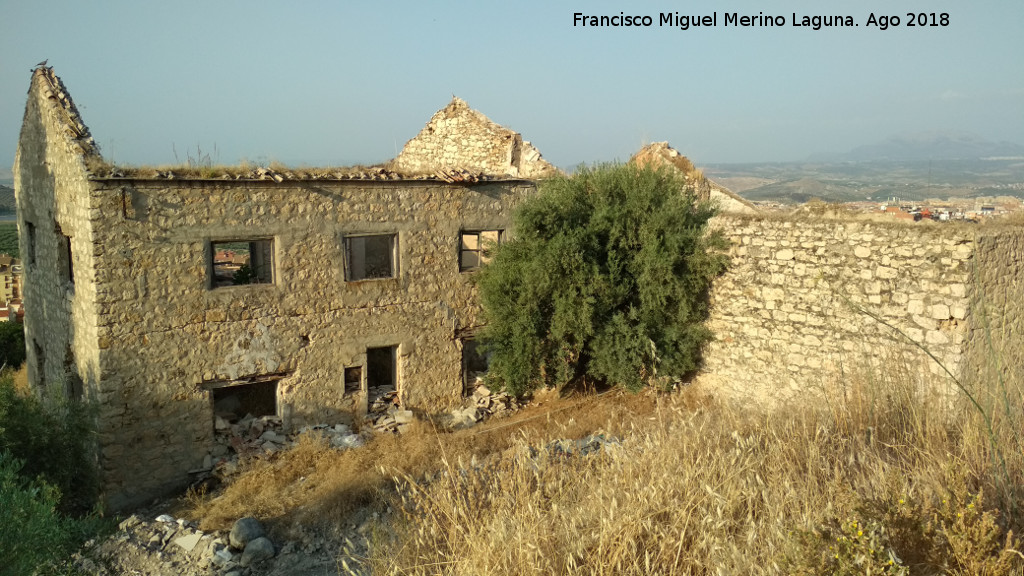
[811,133,1024,163]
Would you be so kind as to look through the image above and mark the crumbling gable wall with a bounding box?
[393,97,558,179]
[14,67,103,405]
[631,142,757,214]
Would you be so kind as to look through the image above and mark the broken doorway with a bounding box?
[367,345,398,413]
[461,338,489,396]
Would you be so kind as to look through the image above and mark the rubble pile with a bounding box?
[448,384,522,429]
[541,434,624,459]
[196,414,367,485]
[368,388,416,433]
[369,405,416,433]
[190,384,530,488]
[73,514,278,576]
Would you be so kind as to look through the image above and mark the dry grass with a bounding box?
[362,369,1024,576]
[181,388,664,538]
[180,337,1024,574]
[11,365,30,395]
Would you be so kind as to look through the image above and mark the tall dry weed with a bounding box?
[182,389,660,537]
[365,368,1024,575]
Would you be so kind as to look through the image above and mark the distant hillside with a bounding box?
[0,185,14,215]
[740,178,871,204]
[704,157,1024,205]
[0,222,18,258]
[812,133,1024,163]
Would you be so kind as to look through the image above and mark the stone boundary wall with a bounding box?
[964,228,1024,399]
[699,214,986,404]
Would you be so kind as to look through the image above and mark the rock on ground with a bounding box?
[241,536,275,567]
[229,517,266,550]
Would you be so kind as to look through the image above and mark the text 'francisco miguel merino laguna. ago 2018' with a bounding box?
[572,12,950,31]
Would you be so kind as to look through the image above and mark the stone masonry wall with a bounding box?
[15,69,103,406]
[964,228,1024,400]
[86,177,532,509]
[393,97,557,179]
[700,215,979,404]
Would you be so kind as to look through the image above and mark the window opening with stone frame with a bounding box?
[33,340,44,389]
[209,379,279,424]
[63,347,83,402]
[210,239,274,288]
[345,234,397,281]
[366,345,398,413]
[344,366,362,395]
[55,225,73,287]
[460,230,502,271]
[25,222,36,267]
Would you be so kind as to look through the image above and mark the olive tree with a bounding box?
[476,163,728,395]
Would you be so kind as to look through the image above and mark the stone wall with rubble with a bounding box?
[15,68,103,405]
[699,214,985,405]
[393,97,557,179]
[83,177,531,509]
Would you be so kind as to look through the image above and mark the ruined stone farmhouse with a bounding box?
[15,68,555,509]
[15,68,1023,511]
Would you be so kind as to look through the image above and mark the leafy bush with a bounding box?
[476,163,728,394]
[232,263,254,285]
[0,321,26,369]
[0,373,98,514]
[0,453,80,575]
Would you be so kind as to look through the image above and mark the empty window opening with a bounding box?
[460,230,502,271]
[59,233,74,286]
[211,380,278,423]
[344,366,362,394]
[346,234,396,281]
[33,340,44,389]
[462,338,490,395]
[366,345,398,412]
[211,239,274,288]
[63,347,83,402]
[25,222,36,266]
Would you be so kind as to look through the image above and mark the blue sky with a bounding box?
[1,0,1021,170]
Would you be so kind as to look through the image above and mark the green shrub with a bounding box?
[476,163,728,394]
[232,263,254,285]
[0,452,109,576]
[0,321,26,369]
[0,373,98,514]
[0,452,85,575]
[0,452,71,575]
